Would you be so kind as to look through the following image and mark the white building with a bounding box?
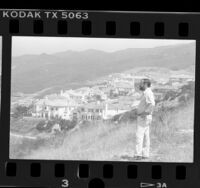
[77,102,104,121]
[169,74,194,83]
[103,102,130,120]
[60,88,91,103]
[32,95,79,120]
[77,97,138,121]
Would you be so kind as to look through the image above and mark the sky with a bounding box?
[12,36,195,57]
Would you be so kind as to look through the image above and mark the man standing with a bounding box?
[134,78,155,160]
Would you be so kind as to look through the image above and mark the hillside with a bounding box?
[9,81,194,162]
[11,42,195,93]
[10,99,193,162]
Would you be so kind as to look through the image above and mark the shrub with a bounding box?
[180,81,195,97]
[12,105,31,118]
[36,118,78,132]
[36,120,47,131]
[59,119,77,131]
[163,90,178,101]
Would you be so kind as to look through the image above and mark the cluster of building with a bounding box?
[29,72,194,122]
[31,73,140,121]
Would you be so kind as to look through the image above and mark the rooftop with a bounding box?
[114,82,134,89]
[36,96,78,107]
[170,74,194,79]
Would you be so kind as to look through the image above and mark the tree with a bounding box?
[12,105,31,118]
[163,90,177,101]
[181,81,195,97]
[59,119,77,131]
[94,94,102,101]
[36,120,47,131]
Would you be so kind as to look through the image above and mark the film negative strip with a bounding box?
[0,9,199,188]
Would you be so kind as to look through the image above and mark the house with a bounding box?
[169,74,194,83]
[109,74,135,95]
[89,86,108,100]
[154,92,165,101]
[103,102,131,120]
[113,82,135,95]
[77,101,104,121]
[32,95,79,120]
[60,89,88,103]
[103,96,139,120]
[153,85,180,93]
[77,97,138,121]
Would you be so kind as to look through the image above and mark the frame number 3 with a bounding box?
[61,179,69,188]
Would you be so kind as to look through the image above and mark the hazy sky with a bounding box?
[12,36,195,57]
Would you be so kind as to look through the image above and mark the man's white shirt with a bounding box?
[144,87,155,106]
[137,87,155,115]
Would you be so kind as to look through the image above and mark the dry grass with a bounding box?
[10,136,45,159]
[150,99,194,162]
[23,121,136,161]
[12,99,194,163]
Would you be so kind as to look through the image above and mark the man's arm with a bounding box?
[144,103,154,115]
[137,91,155,116]
[136,103,154,116]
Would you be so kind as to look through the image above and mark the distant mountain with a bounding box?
[11,42,196,93]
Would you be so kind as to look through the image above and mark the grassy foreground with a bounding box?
[10,99,194,162]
